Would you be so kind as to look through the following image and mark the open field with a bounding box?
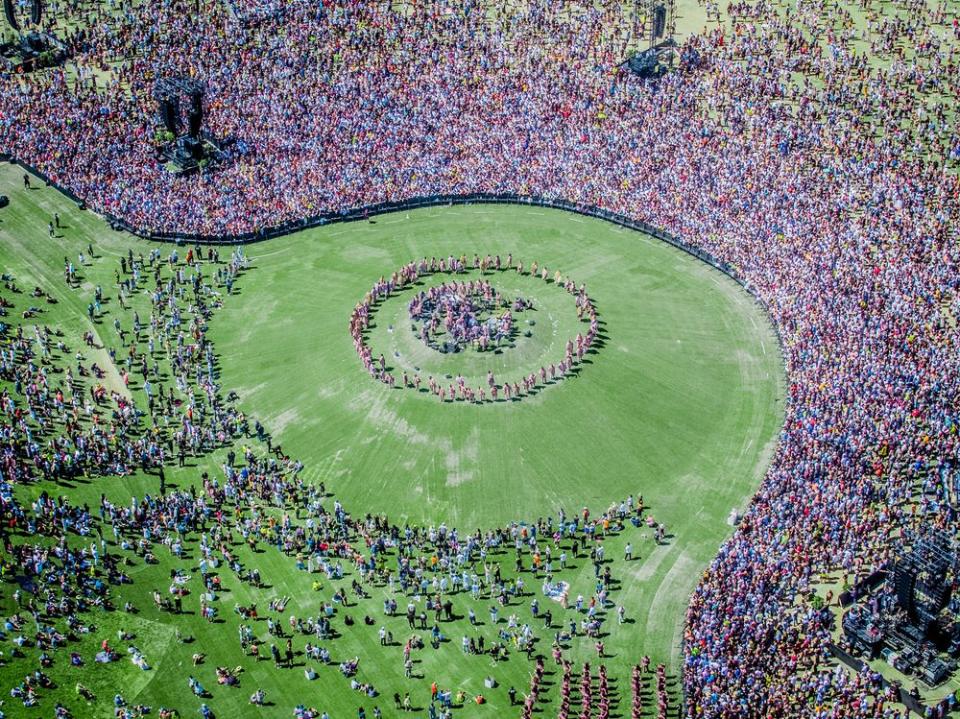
[0,163,783,718]
[211,204,784,531]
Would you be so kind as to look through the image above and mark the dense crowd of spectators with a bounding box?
[1,0,960,716]
[1,249,656,717]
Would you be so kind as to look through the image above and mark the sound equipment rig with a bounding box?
[0,0,68,72]
[841,529,960,689]
[623,0,677,79]
[152,77,231,175]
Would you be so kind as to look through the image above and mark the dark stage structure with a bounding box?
[0,0,68,72]
[624,0,677,79]
[152,76,230,175]
[841,530,960,689]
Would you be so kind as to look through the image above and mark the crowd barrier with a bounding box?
[3,155,784,350]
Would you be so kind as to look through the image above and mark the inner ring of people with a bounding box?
[350,254,599,402]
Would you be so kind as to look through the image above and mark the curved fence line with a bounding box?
[3,155,783,349]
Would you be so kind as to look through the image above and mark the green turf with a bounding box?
[0,163,783,719]
[211,205,784,532]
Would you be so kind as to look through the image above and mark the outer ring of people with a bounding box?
[349,254,600,403]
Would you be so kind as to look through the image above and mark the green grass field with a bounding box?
[211,205,784,532]
[0,162,783,718]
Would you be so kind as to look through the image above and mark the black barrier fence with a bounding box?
[4,155,90,208]
[827,643,953,717]
[2,155,782,348]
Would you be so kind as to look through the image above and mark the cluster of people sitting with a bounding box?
[408,280,519,352]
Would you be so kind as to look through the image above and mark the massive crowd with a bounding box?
[0,0,959,716]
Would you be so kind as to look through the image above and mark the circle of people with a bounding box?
[349,254,598,402]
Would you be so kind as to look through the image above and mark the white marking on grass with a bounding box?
[364,395,433,447]
[647,551,697,669]
[445,427,480,487]
[233,381,267,399]
[269,407,301,436]
[631,543,670,581]
[254,245,294,258]
[306,449,348,485]
[353,389,482,487]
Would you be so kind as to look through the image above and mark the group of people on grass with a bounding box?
[0,0,959,716]
[0,245,668,718]
[408,279,520,352]
[350,255,599,401]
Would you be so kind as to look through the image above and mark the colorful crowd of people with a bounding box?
[1,0,959,716]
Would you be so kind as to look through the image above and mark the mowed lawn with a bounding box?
[209,205,786,669]
[212,204,784,532]
[0,165,783,718]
